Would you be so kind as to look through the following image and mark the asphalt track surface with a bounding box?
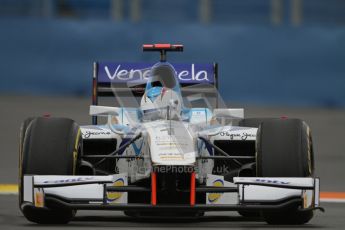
[0,95,345,229]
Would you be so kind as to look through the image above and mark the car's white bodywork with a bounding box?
[81,105,255,184]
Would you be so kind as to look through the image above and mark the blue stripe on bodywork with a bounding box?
[132,140,144,156]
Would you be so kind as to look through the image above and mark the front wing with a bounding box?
[22,174,321,213]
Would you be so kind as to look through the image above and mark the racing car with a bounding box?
[19,44,323,225]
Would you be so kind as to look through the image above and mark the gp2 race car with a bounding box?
[19,44,323,224]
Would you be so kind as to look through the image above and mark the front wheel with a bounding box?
[256,118,315,225]
[19,117,81,224]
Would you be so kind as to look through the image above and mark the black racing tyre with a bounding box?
[19,117,81,224]
[19,117,35,208]
[256,118,314,225]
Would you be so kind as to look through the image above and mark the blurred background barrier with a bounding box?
[0,0,344,107]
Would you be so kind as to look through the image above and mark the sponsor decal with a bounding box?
[219,131,256,140]
[254,179,290,185]
[82,130,111,138]
[43,177,94,184]
[208,179,224,203]
[107,178,125,203]
[97,63,215,84]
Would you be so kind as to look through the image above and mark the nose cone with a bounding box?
[143,120,196,166]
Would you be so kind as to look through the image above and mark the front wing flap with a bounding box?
[22,174,320,212]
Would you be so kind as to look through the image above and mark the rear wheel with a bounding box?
[256,118,314,225]
[19,117,81,224]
